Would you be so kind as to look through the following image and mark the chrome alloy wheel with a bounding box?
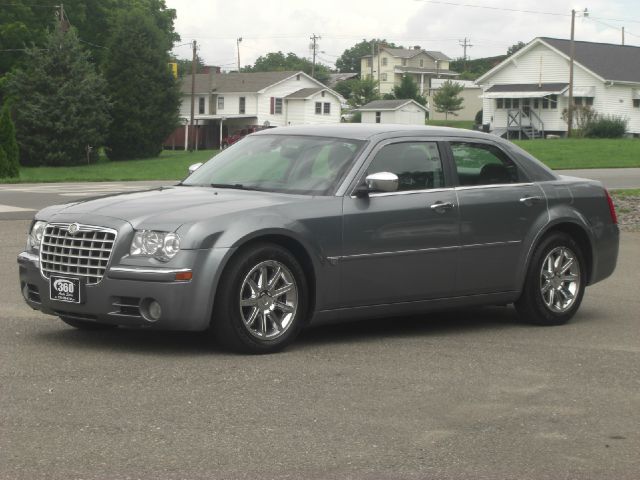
[239,260,298,340]
[540,246,581,313]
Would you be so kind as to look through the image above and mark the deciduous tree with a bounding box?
[390,75,427,106]
[335,39,398,74]
[103,9,180,160]
[0,103,19,177]
[432,80,464,120]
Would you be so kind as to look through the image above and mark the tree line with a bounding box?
[0,0,180,176]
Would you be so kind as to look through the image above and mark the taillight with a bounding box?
[604,189,618,224]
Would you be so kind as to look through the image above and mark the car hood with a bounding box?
[48,185,309,230]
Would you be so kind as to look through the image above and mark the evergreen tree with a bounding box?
[5,25,110,166]
[104,9,180,160]
[432,80,465,120]
[0,148,8,179]
[391,75,427,106]
[0,103,19,177]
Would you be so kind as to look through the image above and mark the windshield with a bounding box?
[183,134,364,195]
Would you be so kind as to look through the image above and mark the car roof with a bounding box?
[251,123,493,141]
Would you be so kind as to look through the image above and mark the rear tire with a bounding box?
[211,243,308,354]
[515,232,586,326]
[59,316,117,330]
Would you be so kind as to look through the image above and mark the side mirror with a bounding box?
[188,162,203,175]
[355,172,399,196]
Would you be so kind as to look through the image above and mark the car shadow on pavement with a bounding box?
[32,305,524,355]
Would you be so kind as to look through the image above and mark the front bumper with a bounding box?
[17,248,231,331]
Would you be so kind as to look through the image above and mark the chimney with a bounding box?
[414,45,421,50]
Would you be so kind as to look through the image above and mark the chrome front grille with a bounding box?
[40,223,117,285]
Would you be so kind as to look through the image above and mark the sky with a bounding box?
[165,0,640,70]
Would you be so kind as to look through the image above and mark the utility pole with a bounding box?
[370,41,375,80]
[459,37,473,71]
[622,27,625,45]
[189,40,197,151]
[310,33,320,77]
[567,9,576,138]
[236,37,242,71]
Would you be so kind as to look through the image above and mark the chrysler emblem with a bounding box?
[68,223,80,235]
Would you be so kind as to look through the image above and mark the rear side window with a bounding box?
[450,142,523,186]
[367,142,445,191]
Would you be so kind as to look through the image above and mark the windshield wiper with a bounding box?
[210,183,261,191]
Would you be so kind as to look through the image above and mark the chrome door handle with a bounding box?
[519,196,543,205]
[430,201,454,213]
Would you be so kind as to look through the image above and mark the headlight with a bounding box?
[26,221,47,252]
[130,230,181,261]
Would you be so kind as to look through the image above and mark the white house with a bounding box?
[359,99,428,125]
[477,37,640,138]
[361,46,458,96]
[167,71,344,149]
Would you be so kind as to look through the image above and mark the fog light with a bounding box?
[141,298,162,322]
[148,300,162,321]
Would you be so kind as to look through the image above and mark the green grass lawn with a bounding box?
[2,138,640,184]
[513,138,640,169]
[1,149,217,183]
[427,120,476,130]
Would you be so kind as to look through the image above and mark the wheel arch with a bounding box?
[216,231,319,323]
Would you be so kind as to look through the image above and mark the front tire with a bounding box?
[515,232,586,325]
[211,243,308,353]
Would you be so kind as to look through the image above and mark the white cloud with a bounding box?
[166,0,639,69]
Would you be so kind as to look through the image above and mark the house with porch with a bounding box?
[477,37,640,138]
[165,71,344,149]
[360,46,459,96]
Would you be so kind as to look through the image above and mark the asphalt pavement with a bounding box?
[1,217,638,479]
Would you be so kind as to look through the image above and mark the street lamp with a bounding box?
[567,8,589,138]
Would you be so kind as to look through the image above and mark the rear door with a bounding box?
[446,140,547,295]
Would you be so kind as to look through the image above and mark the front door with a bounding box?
[340,140,459,307]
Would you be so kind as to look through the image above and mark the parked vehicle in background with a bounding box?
[18,125,619,354]
[221,125,272,148]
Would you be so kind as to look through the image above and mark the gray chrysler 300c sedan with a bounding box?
[18,125,619,353]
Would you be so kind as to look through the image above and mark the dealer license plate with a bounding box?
[49,276,81,303]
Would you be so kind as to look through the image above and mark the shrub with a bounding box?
[350,111,362,123]
[584,115,628,138]
[474,110,483,125]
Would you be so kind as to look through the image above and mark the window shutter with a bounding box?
[270,97,275,114]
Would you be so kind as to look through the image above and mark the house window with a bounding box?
[542,97,548,109]
[381,73,387,81]
[239,96,245,114]
[634,99,640,108]
[548,94,558,109]
[321,90,325,97]
[402,58,407,66]
[533,99,540,109]
[382,57,387,66]
[512,98,519,108]
[367,58,372,67]
[315,102,322,114]
[217,96,224,110]
[323,102,330,114]
[275,97,283,114]
[198,97,205,114]
[504,98,512,109]
[296,74,301,80]
[574,97,593,106]
[420,59,424,67]
[375,111,381,123]
[496,99,504,109]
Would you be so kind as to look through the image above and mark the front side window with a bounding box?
[315,102,322,114]
[183,135,363,195]
[323,102,330,114]
[275,98,283,114]
[375,111,381,123]
[217,96,224,110]
[366,142,445,191]
[496,98,504,109]
[381,73,387,81]
[198,97,205,114]
[450,142,523,186]
[367,58,372,67]
[239,96,246,114]
[634,99,640,108]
